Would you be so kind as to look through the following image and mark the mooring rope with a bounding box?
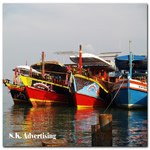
[103,79,125,113]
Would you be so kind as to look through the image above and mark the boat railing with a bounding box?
[132,72,147,82]
[132,77,147,83]
[114,73,147,83]
[27,70,72,86]
[3,78,24,87]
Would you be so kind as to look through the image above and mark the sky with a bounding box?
[3,3,148,79]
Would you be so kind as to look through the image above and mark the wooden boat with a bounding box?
[71,74,109,108]
[20,52,72,107]
[70,49,116,90]
[3,80,30,105]
[3,65,39,105]
[112,52,147,109]
[69,45,114,108]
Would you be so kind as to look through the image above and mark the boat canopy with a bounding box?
[13,65,40,74]
[31,61,68,73]
[70,53,115,66]
[116,55,146,61]
[115,54,147,71]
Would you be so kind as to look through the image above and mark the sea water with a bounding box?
[3,86,147,147]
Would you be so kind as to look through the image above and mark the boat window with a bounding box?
[101,70,104,76]
[95,70,99,75]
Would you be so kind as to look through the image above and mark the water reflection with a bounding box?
[3,105,147,147]
[4,105,101,146]
[111,108,147,147]
[74,107,101,146]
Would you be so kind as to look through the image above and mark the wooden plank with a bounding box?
[42,139,68,147]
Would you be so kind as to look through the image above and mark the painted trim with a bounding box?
[20,74,69,89]
[13,98,28,102]
[72,75,77,91]
[6,83,24,91]
[74,74,108,93]
[113,79,147,93]
[29,98,67,104]
[129,87,147,93]
[113,86,147,93]
[77,105,94,109]
[130,80,147,87]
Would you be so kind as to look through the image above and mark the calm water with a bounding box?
[3,86,147,147]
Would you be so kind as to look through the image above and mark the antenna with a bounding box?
[54,51,78,55]
[100,52,121,54]
[129,40,132,53]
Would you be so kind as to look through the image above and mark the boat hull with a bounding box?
[72,74,108,108]
[20,75,71,107]
[25,86,69,107]
[5,82,30,105]
[73,92,106,108]
[113,79,147,109]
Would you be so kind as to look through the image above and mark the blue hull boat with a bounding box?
[113,51,147,109]
[113,78,147,109]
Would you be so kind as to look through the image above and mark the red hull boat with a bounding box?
[73,92,106,108]
[71,74,108,108]
[25,86,69,107]
[20,57,72,107]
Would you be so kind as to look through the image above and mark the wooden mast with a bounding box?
[79,45,82,75]
[42,51,45,78]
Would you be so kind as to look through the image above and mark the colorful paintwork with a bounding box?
[20,75,71,107]
[72,74,108,108]
[113,78,147,109]
[113,52,147,109]
[4,82,30,105]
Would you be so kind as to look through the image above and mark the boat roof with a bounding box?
[13,65,40,74]
[31,61,68,73]
[115,54,147,71]
[70,53,116,69]
[116,55,146,61]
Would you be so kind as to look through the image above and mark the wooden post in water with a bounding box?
[92,114,112,146]
[42,139,68,147]
[92,124,101,146]
[99,114,112,132]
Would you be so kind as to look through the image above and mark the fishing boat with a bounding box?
[71,74,109,108]
[70,49,116,90]
[112,51,147,109]
[69,45,115,108]
[3,65,39,105]
[3,80,30,105]
[20,52,72,107]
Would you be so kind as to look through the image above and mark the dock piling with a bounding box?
[92,114,112,146]
[99,114,112,132]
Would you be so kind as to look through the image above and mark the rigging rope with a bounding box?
[103,79,125,113]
